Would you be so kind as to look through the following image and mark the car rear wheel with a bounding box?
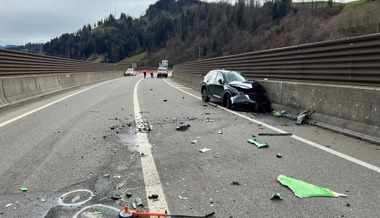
[201,88,210,102]
[225,93,232,109]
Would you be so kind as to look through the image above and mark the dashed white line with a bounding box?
[163,78,380,173]
[134,78,169,213]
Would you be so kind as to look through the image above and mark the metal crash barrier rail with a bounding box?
[0,49,127,76]
[173,33,380,87]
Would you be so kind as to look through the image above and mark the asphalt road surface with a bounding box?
[0,73,379,218]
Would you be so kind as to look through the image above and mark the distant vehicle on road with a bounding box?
[125,68,136,76]
[201,70,271,112]
[157,67,168,78]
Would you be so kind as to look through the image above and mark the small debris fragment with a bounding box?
[136,197,143,206]
[218,130,223,134]
[277,154,282,158]
[176,124,191,131]
[231,181,241,185]
[6,204,13,208]
[126,192,133,198]
[93,211,102,215]
[296,111,315,125]
[132,202,137,209]
[271,193,284,200]
[163,99,168,102]
[104,174,110,178]
[179,195,188,200]
[258,133,292,136]
[191,140,198,144]
[41,198,47,203]
[247,139,269,148]
[199,148,211,153]
[204,120,215,123]
[20,188,28,191]
[148,194,159,199]
[346,203,350,207]
[113,175,122,179]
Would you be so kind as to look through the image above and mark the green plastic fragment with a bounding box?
[247,139,268,148]
[41,198,47,203]
[277,175,347,198]
[199,148,211,153]
[93,211,102,215]
[20,188,28,191]
[132,202,137,209]
[271,193,283,200]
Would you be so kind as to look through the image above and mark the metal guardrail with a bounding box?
[0,49,127,76]
[173,33,380,87]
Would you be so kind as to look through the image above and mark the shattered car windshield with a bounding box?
[225,71,248,83]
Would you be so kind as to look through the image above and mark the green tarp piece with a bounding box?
[93,211,102,215]
[41,198,47,203]
[277,175,346,198]
[271,193,284,200]
[20,188,28,191]
[248,139,268,148]
[273,111,281,116]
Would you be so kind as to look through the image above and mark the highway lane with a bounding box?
[0,74,379,217]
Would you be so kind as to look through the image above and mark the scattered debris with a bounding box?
[93,211,102,215]
[271,193,284,200]
[258,133,292,136]
[140,153,148,157]
[136,197,143,206]
[296,111,315,125]
[277,154,282,158]
[218,130,223,134]
[231,181,241,185]
[179,195,188,200]
[119,205,215,218]
[126,192,132,198]
[199,148,211,153]
[135,120,153,133]
[148,194,159,199]
[191,140,198,144]
[104,174,110,178]
[204,120,215,123]
[41,198,47,203]
[163,99,168,102]
[247,139,269,148]
[113,175,122,179]
[111,193,122,200]
[6,204,12,208]
[132,202,137,209]
[20,188,28,191]
[176,124,191,131]
[273,111,286,117]
[277,175,347,198]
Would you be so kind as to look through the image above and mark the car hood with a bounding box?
[228,81,252,89]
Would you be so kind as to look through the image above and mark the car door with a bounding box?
[210,71,225,102]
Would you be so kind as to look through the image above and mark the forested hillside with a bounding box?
[39,0,380,66]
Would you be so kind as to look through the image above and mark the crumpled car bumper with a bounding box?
[231,94,256,105]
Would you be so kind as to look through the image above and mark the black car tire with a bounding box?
[201,88,210,102]
[225,93,232,109]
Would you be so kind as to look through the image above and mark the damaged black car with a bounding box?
[201,70,271,112]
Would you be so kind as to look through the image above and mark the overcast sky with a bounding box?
[0,0,159,46]
[0,0,352,46]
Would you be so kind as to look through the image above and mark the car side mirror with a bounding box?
[218,79,224,84]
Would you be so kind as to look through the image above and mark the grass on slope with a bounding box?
[119,52,146,63]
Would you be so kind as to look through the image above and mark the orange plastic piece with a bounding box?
[124,205,166,217]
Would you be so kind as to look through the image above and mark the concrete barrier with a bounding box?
[262,80,380,138]
[172,71,380,139]
[0,71,123,109]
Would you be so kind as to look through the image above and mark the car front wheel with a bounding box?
[225,93,232,109]
[202,88,210,102]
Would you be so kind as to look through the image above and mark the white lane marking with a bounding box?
[0,79,118,129]
[163,79,380,173]
[133,78,169,213]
